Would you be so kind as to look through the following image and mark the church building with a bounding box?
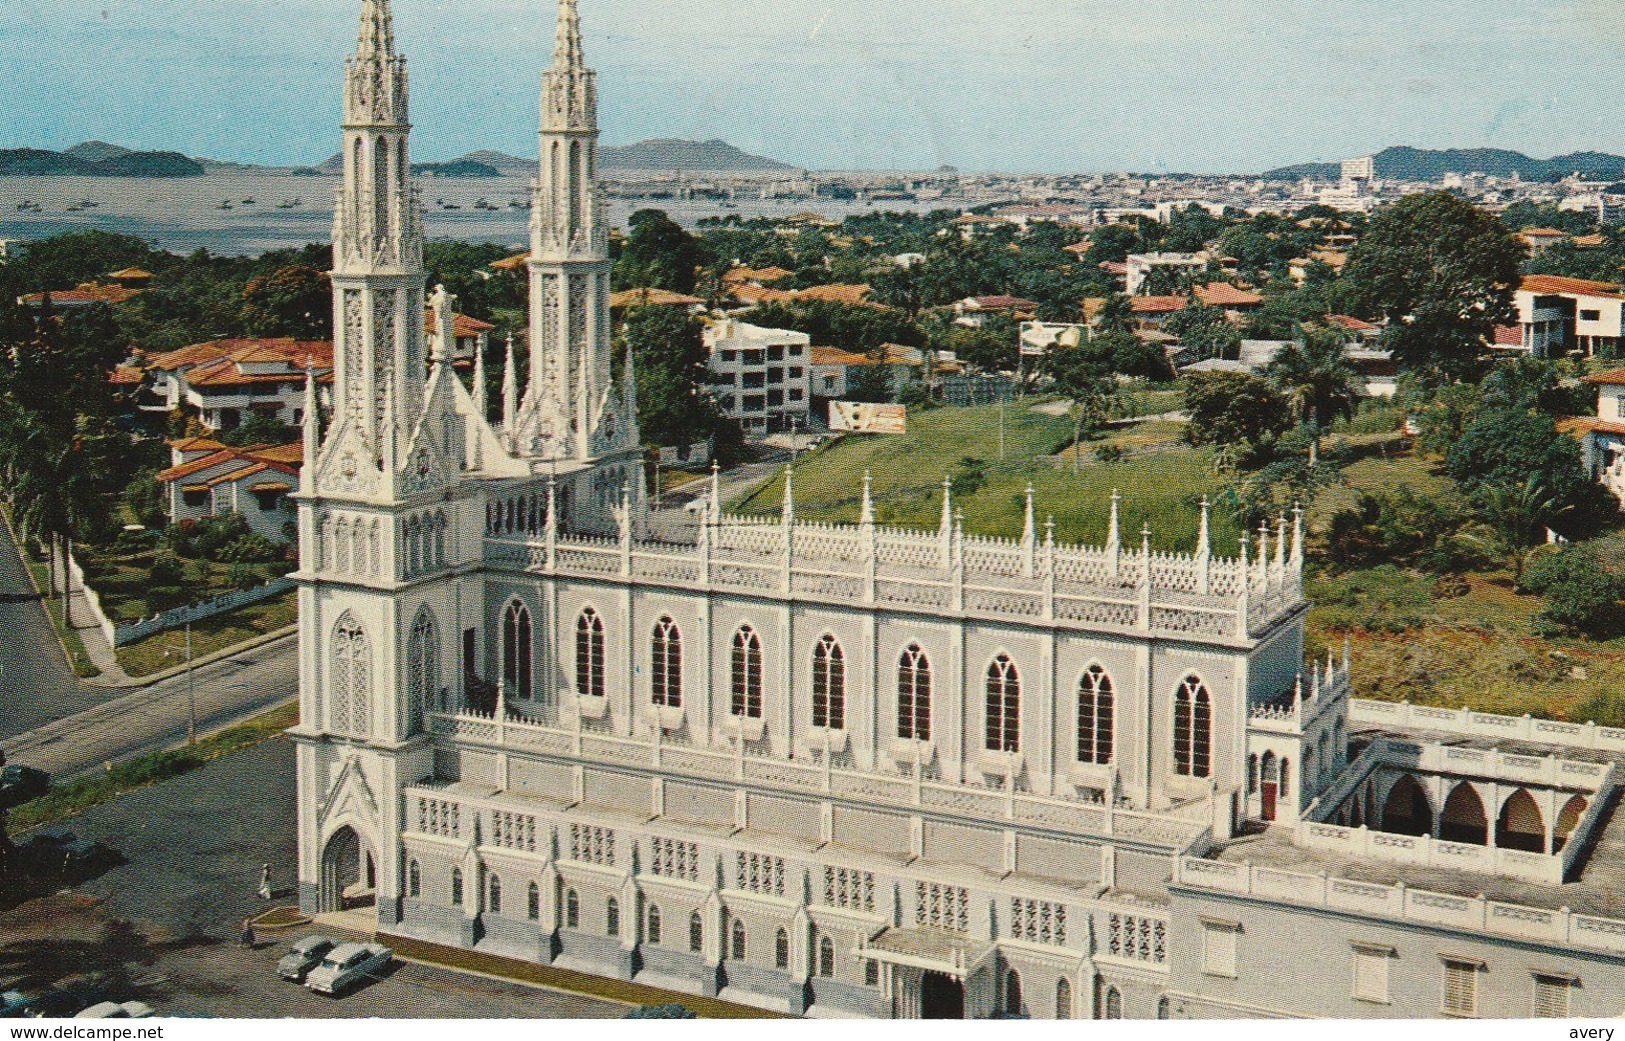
[293,0,1625,1018]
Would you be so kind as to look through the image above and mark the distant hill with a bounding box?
[599,138,795,172]
[458,150,535,174]
[1264,146,1625,182]
[0,144,204,177]
[413,159,501,177]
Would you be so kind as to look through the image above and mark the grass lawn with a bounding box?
[8,701,298,833]
[731,401,1243,552]
[114,590,298,678]
[77,543,288,624]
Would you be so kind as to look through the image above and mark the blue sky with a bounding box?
[4,0,1625,172]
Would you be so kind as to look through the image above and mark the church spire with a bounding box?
[552,0,586,74]
[355,0,395,60]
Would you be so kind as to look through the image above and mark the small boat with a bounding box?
[218,200,234,210]
[241,197,256,204]
[277,197,300,209]
[442,202,462,210]
[79,199,99,208]
[65,204,82,212]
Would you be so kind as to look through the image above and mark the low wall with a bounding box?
[111,576,295,647]
[1350,698,1625,755]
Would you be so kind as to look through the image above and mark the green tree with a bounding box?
[1444,405,1615,537]
[1267,326,1361,465]
[616,210,707,294]
[1042,342,1116,474]
[619,306,717,447]
[239,264,331,338]
[1345,192,1526,384]
[1521,547,1625,638]
[1183,372,1292,465]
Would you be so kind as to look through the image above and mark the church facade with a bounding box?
[293,0,1625,1019]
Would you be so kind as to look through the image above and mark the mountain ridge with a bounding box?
[1264,145,1625,182]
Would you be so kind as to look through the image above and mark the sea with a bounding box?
[0,171,956,258]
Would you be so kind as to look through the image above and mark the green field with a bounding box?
[731,401,1244,553]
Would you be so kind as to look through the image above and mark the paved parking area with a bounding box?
[4,737,622,1018]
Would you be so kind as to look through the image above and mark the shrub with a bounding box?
[1522,548,1624,638]
[146,585,187,612]
[1095,443,1125,464]
[220,533,283,564]
[225,563,262,590]
[147,548,184,586]
[191,513,252,561]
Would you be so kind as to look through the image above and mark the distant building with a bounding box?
[952,295,1039,327]
[1340,156,1375,183]
[1124,252,1208,295]
[1513,275,1625,357]
[704,319,812,434]
[144,338,335,431]
[1517,228,1570,256]
[156,437,303,539]
[1559,368,1625,504]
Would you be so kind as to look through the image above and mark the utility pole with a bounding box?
[998,395,1006,461]
[163,622,197,745]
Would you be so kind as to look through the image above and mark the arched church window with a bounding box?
[606,896,619,935]
[487,873,501,915]
[373,136,390,234]
[812,634,845,729]
[1057,977,1072,1019]
[897,644,932,741]
[1004,968,1023,1015]
[576,607,605,699]
[330,613,371,737]
[502,600,532,700]
[1173,675,1211,777]
[985,654,1020,752]
[450,867,463,906]
[818,934,835,977]
[775,928,790,969]
[406,608,438,731]
[731,625,763,718]
[527,881,540,920]
[730,918,747,960]
[647,903,662,945]
[689,912,704,952]
[1077,664,1114,765]
[407,859,420,899]
[1103,985,1122,1019]
[564,888,579,928]
[651,616,682,708]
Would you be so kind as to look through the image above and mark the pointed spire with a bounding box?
[301,359,320,480]
[1257,519,1270,571]
[939,476,954,535]
[1197,495,1211,556]
[1290,502,1304,566]
[860,471,875,527]
[501,333,517,436]
[1044,515,1056,549]
[354,0,396,60]
[1342,634,1351,673]
[1107,489,1122,550]
[552,0,586,72]
[1022,484,1036,545]
[429,284,452,363]
[1141,523,1151,557]
[781,464,795,527]
[707,459,722,526]
[472,335,488,420]
[1274,513,1288,573]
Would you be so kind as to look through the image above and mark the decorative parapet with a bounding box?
[1350,698,1625,755]
[427,709,1208,850]
[1173,855,1625,955]
[484,502,1306,645]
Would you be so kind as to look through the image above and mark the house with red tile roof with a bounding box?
[156,438,304,540]
[1558,368,1625,504]
[1513,275,1625,356]
[145,338,334,430]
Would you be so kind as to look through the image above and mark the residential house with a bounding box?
[1513,275,1625,357]
[156,437,303,539]
[144,338,334,430]
[1558,368,1625,504]
[952,295,1039,327]
[1125,252,1208,295]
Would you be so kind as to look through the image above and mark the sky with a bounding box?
[4,0,1625,173]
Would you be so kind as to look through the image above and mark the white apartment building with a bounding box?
[1124,252,1207,295]
[704,319,812,435]
[1513,275,1625,357]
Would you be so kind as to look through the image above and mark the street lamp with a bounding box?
[162,621,196,746]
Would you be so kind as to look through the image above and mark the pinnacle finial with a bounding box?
[553,0,586,71]
[1107,488,1121,549]
[1021,483,1036,542]
[1197,494,1211,555]
[355,0,396,59]
[860,470,875,526]
[940,475,953,534]
[782,463,795,526]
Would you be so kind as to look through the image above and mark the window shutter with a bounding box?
[1533,975,1571,1018]
[1443,960,1477,1016]
[1352,948,1389,1002]
[1201,921,1237,977]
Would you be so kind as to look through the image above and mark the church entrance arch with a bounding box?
[921,971,965,1019]
[1259,752,1278,821]
[320,824,377,913]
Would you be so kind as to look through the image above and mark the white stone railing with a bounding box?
[428,709,1207,850]
[1349,698,1625,754]
[1173,855,1625,955]
[1294,819,1568,884]
[486,520,1304,645]
[1248,664,1352,735]
[1374,738,1614,793]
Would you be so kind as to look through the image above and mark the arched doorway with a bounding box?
[1259,752,1278,821]
[320,825,376,913]
[1554,795,1588,852]
[921,971,964,1019]
[1495,788,1546,853]
[1439,783,1488,845]
[1381,774,1432,836]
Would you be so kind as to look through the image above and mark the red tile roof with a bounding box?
[1491,325,1523,346]
[1520,275,1625,299]
[608,288,706,309]
[1583,368,1625,386]
[1130,296,1188,314]
[1325,314,1378,332]
[1193,283,1263,308]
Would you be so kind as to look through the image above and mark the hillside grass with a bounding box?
[113,589,297,678]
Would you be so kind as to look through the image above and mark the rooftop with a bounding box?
[1519,274,1625,300]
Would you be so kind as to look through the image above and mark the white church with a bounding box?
[293,0,1625,1018]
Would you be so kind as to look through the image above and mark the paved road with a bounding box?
[6,737,623,1018]
[2,634,297,780]
[0,509,97,738]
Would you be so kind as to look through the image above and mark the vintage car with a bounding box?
[303,942,391,995]
[277,936,337,982]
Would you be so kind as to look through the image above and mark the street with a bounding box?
[1,736,624,1018]
[0,509,96,738]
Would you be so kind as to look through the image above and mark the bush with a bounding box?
[146,585,187,612]
[1095,443,1125,464]
[122,471,167,529]
[191,513,253,561]
[220,533,283,564]
[225,563,262,590]
[1522,548,1624,638]
[111,527,160,555]
[147,548,184,586]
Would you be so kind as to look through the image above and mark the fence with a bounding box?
[110,576,296,647]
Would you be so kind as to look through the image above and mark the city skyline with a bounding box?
[5,0,1625,174]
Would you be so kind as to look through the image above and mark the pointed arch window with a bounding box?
[606,896,620,936]
[527,881,540,920]
[1056,977,1072,1019]
[689,912,704,953]
[812,634,846,729]
[450,867,463,906]
[576,607,605,699]
[817,934,835,977]
[729,917,747,960]
[651,616,682,708]
[407,859,420,899]
[731,625,763,718]
[897,644,932,741]
[564,888,579,929]
[985,654,1021,752]
[775,928,790,969]
[1173,676,1212,777]
[1004,968,1023,1015]
[373,136,390,236]
[487,873,501,915]
[330,613,371,737]
[502,600,532,700]
[406,608,439,730]
[1077,665,1114,765]
[646,904,662,945]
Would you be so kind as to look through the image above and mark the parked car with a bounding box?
[75,1002,129,1019]
[16,832,105,877]
[277,936,337,982]
[0,765,49,805]
[304,942,391,995]
[24,982,106,1019]
[0,991,30,1018]
[625,1003,697,1019]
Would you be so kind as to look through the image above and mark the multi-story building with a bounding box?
[295,0,1625,1020]
[1513,275,1625,357]
[704,319,811,435]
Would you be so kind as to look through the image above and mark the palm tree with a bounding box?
[1268,325,1362,466]
[1474,477,1571,581]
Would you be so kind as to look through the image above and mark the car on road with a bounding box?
[0,765,49,805]
[75,1001,153,1019]
[277,935,337,982]
[0,992,30,1018]
[304,942,391,995]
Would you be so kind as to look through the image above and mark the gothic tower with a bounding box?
[513,0,629,466]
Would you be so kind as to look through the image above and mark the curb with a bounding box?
[88,625,299,690]
[0,507,87,679]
